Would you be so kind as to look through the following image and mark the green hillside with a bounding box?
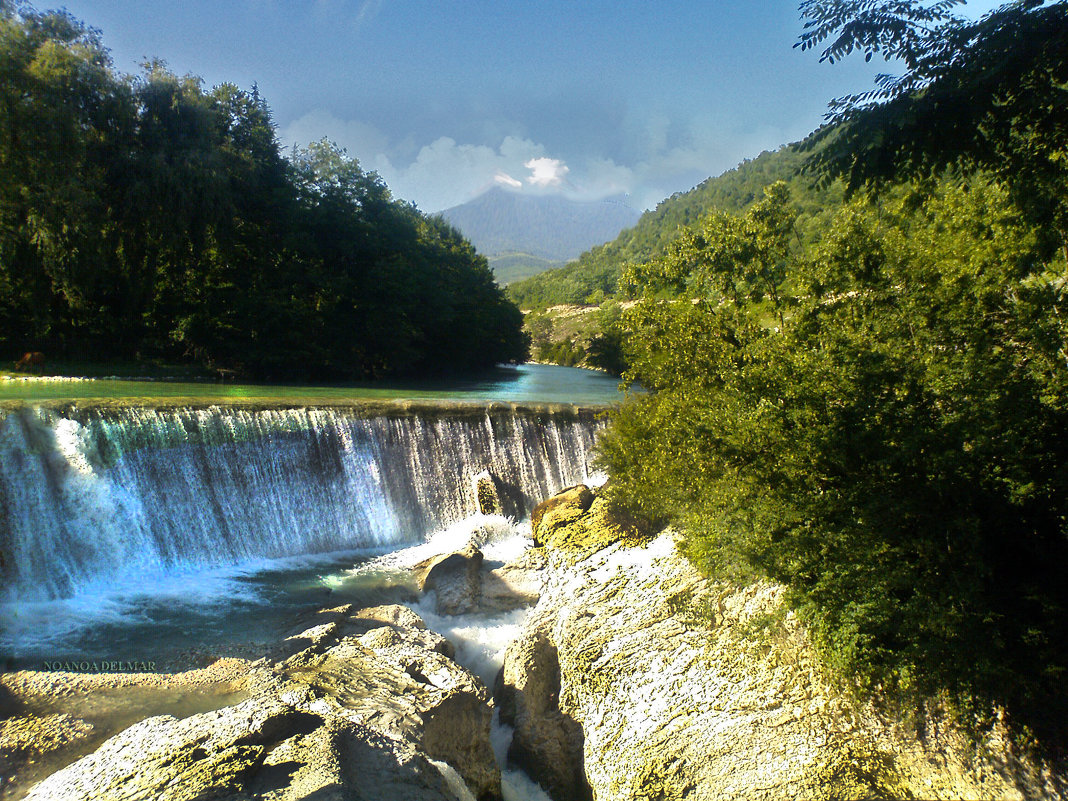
[507,144,842,310]
[487,252,565,285]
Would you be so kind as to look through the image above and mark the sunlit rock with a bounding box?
[497,530,1063,800]
[20,604,499,801]
[530,484,593,545]
[419,545,485,615]
[531,484,651,555]
[284,603,500,800]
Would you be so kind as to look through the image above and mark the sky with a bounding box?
[57,1,1001,213]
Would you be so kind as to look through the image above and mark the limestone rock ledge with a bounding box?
[19,604,499,801]
[497,529,1065,801]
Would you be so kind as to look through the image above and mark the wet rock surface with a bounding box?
[6,603,500,801]
[414,535,548,616]
[419,545,485,616]
[499,489,1067,801]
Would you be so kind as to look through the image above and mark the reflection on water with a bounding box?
[1,549,416,672]
[0,363,627,406]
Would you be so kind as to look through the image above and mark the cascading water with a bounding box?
[0,400,594,799]
[0,402,603,606]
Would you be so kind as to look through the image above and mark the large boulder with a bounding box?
[480,548,547,613]
[22,691,463,801]
[284,604,500,800]
[530,485,650,555]
[22,604,500,801]
[419,544,484,615]
[530,485,593,544]
[495,631,591,801]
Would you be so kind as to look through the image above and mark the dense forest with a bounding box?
[599,0,1068,744]
[0,4,528,379]
[506,145,843,311]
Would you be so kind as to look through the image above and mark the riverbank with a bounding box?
[496,486,1068,801]
[0,362,628,407]
[0,506,554,801]
[4,482,1066,799]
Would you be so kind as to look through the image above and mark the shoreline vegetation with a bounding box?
[0,6,529,382]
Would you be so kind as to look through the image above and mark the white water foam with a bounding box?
[351,514,555,801]
[0,548,380,658]
[1,405,603,605]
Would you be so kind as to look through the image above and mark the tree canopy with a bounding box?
[799,0,1068,252]
[0,3,527,377]
[598,0,1068,742]
[601,177,1068,738]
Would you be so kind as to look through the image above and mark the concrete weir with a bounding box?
[0,400,604,605]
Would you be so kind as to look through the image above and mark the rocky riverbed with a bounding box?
[2,483,1065,800]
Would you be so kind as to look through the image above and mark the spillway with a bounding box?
[0,402,603,604]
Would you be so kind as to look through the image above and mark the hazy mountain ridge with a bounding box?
[440,187,641,264]
[506,144,843,309]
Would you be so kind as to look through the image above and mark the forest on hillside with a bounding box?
[0,4,527,379]
[597,0,1068,746]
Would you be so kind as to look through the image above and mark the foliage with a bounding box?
[507,145,842,310]
[799,0,1068,252]
[599,179,1068,738]
[522,301,629,374]
[0,4,527,377]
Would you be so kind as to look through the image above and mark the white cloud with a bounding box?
[276,107,793,213]
[280,116,559,209]
[524,157,569,187]
[494,171,522,188]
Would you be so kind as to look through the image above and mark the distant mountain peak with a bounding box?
[441,189,640,263]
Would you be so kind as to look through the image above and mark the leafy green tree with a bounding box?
[601,179,1068,738]
[0,3,128,353]
[799,0,1068,255]
[0,3,527,377]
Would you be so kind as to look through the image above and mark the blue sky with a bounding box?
[59,1,1000,212]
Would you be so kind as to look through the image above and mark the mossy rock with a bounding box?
[808,743,913,800]
[475,473,502,515]
[531,486,654,555]
[531,485,594,543]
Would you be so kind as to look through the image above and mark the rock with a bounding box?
[480,548,547,613]
[24,695,461,801]
[0,713,94,790]
[474,471,502,515]
[530,484,594,544]
[531,486,651,555]
[284,604,500,800]
[496,532,1064,801]
[420,544,484,615]
[496,632,591,801]
[22,604,499,801]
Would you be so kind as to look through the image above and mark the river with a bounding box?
[0,364,624,800]
[0,362,624,406]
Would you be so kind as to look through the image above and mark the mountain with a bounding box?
[440,187,641,268]
[507,143,844,309]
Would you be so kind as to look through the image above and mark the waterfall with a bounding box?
[0,403,603,604]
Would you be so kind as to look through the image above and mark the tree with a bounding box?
[0,3,529,377]
[799,0,1068,255]
[601,178,1068,739]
